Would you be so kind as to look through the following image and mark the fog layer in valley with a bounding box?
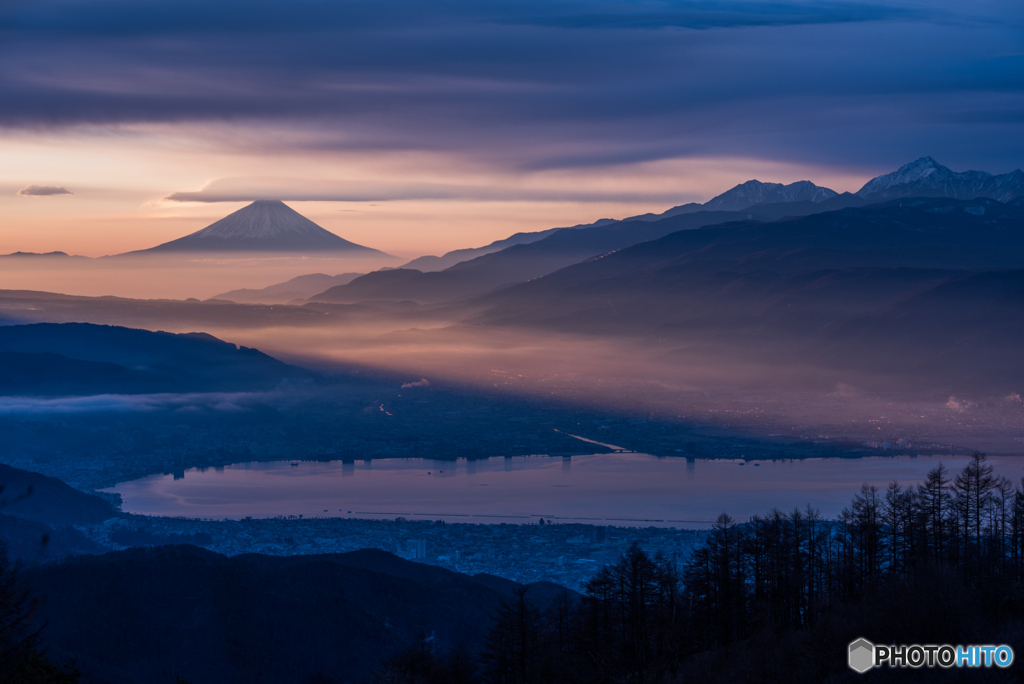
[0,254,400,300]
[1,289,1021,462]
[4,169,1024,484]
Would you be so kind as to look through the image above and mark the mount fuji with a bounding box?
[121,200,392,256]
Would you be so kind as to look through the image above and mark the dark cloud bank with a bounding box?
[0,0,1021,172]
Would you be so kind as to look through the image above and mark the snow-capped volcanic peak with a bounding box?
[192,200,331,241]
[124,200,392,255]
[857,158,1024,203]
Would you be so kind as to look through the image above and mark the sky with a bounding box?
[0,0,1022,258]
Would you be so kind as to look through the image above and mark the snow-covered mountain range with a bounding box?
[647,157,1024,221]
[702,179,838,211]
[856,157,1024,202]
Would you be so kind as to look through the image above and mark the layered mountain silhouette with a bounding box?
[472,197,1024,322]
[466,197,1024,391]
[311,210,754,304]
[402,224,598,272]
[397,159,1021,277]
[400,181,840,273]
[212,272,363,304]
[309,193,873,305]
[0,322,314,394]
[120,200,393,256]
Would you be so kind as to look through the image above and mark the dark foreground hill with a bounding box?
[0,322,314,395]
[0,463,116,527]
[24,545,571,684]
[0,514,102,564]
[0,464,114,564]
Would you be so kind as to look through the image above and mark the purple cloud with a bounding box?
[18,184,72,196]
[0,0,1020,175]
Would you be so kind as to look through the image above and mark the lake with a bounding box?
[106,452,1021,527]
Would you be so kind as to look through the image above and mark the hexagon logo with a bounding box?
[848,638,875,673]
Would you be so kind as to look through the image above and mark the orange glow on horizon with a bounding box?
[0,126,874,260]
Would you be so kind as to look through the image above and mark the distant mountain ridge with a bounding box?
[0,251,81,259]
[310,209,758,304]
[120,200,393,256]
[212,272,363,304]
[309,192,883,305]
[403,224,597,272]
[400,181,839,273]
[398,158,1020,276]
[857,157,1024,202]
[702,179,838,211]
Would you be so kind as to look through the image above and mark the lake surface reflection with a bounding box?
[107,453,1021,527]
